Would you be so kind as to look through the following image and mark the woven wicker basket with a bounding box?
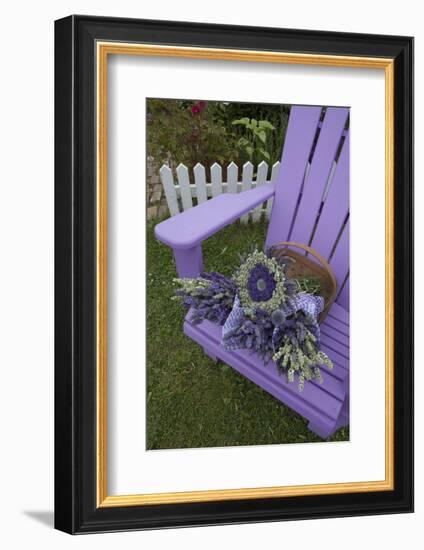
[270,241,337,322]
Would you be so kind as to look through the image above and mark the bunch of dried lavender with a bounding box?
[173,272,237,326]
[173,249,332,392]
[222,307,276,363]
[272,312,333,391]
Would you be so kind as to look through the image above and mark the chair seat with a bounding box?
[184,301,349,439]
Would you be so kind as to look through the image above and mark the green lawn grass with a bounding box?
[146,217,349,450]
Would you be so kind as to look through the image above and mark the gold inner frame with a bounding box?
[96,42,395,508]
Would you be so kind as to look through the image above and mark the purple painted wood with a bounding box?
[289,108,349,246]
[315,307,349,384]
[321,324,349,348]
[334,393,349,430]
[185,312,348,439]
[155,182,275,278]
[318,361,345,382]
[265,106,321,249]
[155,182,275,250]
[324,315,349,335]
[320,342,348,371]
[310,134,350,261]
[327,301,349,325]
[329,218,349,308]
[321,330,349,359]
[337,277,350,311]
[173,245,203,278]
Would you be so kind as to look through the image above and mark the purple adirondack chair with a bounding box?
[155,105,349,439]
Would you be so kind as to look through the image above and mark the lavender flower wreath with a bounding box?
[173,249,333,391]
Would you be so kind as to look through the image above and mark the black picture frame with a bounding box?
[55,15,414,534]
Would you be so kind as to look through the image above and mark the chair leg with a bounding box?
[307,421,334,440]
[173,246,203,278]
[335,394,349,431]
[308,396,349,439]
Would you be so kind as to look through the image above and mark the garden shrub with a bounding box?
[147,98,290,175]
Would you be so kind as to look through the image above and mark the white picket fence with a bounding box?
[159,160,281,223]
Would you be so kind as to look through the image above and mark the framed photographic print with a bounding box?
[54,15,414,534]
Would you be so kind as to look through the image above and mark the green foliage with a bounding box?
[146,98,289,171]
[147,99,237,171]
[210,101,289,165]
[295,277,322,295]
[232,117,276,165]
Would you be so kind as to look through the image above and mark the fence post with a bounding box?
[227,162,238,194]
[176,164,193,211]
[240,161,254,224]
[159,165,179,216]
[252,161,269,222]
[267,161,280,217]
[193,163,208,204]
[210,163,223,197]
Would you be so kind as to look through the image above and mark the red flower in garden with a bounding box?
[191,100,207,115]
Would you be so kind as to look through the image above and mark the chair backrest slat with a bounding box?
[337,277,349,310]
[289,107,349,246]
[265,106,321,248]
[329,218,349,294]
[309,133,349,260]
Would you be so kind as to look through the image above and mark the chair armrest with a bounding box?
[155,182,275,249]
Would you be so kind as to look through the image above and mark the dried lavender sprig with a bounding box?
[173,272,237,326]
[273,329,333,391]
